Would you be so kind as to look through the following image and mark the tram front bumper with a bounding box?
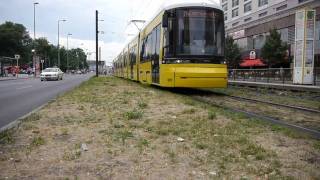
[174,67,227,88]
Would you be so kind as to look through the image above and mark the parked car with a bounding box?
[40,68,64,81]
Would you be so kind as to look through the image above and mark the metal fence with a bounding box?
[228,68,320,86]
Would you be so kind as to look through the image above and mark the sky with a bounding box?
[0,0,220,65]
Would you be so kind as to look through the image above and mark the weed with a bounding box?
[240,144,268,160]
[184,99,197,106]
[156,127,170,136]
[78,105,85,111]
[182,108,196,114]
[137,138,149,152]
[208,110,217,120]
[74,143,81,149]
[22,123,37,130]
[31,136,45,147]
[164,147,176,163]
[116,130,134,145]
[313,141,320,151]
[24,113,41,122]
[124,109,143,120]
[63,150,81,161]
[138,101,148,109]
[61,128,69,135]
[0,130,14,144]
[270,125,309,139]
[194,141,208,150]
[114,124,124,128]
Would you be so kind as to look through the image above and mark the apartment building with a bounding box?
[220,0,320,66]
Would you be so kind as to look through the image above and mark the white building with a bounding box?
[220,0,320,66]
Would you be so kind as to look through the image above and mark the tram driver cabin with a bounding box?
[113,1,228,88]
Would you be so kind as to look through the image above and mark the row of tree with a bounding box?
[0,21,88,71]
[225,29,289,69]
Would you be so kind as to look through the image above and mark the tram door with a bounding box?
[152,25,161,84]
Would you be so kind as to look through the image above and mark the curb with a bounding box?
[0,101,51,133]
[0,78,18,81]
[0,77,35,81]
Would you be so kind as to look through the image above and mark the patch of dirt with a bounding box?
[255,133,320,178]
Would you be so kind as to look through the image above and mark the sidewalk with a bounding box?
[0,74,34,81]
[229,80,320,93]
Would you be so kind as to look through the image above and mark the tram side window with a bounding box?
[130,46,136,65]
[141,36,149,62]
[151,28,157,59]
[155,25,161,61]
[133,46,137,64]
[147,33,153,60]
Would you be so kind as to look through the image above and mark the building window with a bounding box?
[244,17,252,22]
[259,11,268,17]
[258,0,268,7]
[224,13,228,21]
[222,4,228,11]
[232,8,239,18]
[232,22,239,27]
[276,4,287,11]
[244,2,252,13]
[232,0,239,7]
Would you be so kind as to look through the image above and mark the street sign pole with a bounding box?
[41,59,44,71]
[14,54,20,78]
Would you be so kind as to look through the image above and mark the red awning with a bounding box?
[240,59,266,67]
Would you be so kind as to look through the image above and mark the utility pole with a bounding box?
[58,19,66,68]
[95,10,99,77]
[67,33,72,72]
[33,2,39,77]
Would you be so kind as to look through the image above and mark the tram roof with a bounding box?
[160,0,222,12]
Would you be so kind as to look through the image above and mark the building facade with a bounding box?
[221,0,320,67]
[87,60,105,73]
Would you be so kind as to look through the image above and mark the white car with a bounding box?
[40,68,64,81]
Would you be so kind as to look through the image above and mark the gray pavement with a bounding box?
[0,73,94,129]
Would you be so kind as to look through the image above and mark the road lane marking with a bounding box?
[16,85,33,90]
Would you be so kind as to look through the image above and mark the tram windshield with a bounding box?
[164,8,225,63]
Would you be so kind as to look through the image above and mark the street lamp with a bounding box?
[33,2,39,77]
[33,2,39,40]
[66,33,72,72]
[57,19,67,68]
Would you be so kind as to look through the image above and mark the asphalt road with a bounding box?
[0,73,93,129]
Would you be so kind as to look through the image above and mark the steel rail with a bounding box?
[226,95,320,114]
[192,96,320,140]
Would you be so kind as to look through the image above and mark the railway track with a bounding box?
[191,95,320,139]
[172,88,320,139]
[226,94,320,114]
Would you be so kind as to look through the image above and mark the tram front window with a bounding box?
[164,8,225,63]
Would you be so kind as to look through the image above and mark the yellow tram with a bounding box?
[113,1,227,88]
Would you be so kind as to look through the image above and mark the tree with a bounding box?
[0,21,32,65]
[225,36,241,69]
[35,38,51,58]
[0,21,88,71]
[261,29,289,67]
